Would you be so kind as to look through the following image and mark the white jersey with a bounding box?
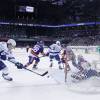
[49,44,61,55]
[0,42,17,64]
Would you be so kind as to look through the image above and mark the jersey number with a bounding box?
[33,46,39,52]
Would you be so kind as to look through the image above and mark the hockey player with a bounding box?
[48,41,62,69]
[61,46,78,82]
[24,41,46,69]
[0,39,23,81]
[61,47,70,82]
[71,55,100,81]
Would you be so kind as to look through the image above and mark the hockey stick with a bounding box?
[23,67,48,76]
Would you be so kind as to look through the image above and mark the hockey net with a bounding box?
[69,46,100,70]
[66,46,100,92]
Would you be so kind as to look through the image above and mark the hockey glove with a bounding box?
[15,62,23,69]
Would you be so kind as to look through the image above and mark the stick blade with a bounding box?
[41,71,48,76]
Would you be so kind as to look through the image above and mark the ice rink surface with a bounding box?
[1,48,100,100]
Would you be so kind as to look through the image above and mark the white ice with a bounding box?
[0,48,100,100]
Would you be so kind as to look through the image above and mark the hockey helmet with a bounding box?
[56,41,61,46]
[7,39,16,49]
[37,40,44,46]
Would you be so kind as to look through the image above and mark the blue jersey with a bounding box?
[31,44,43,56]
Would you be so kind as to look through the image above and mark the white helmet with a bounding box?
[56,41,61,46]
[7,39,16,47]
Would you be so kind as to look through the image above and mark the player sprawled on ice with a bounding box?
[71,55,100,81]
[47,41,62,69]
[24,41,46,69]
[0,39,23,81]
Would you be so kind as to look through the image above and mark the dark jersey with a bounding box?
[31,44,43,55]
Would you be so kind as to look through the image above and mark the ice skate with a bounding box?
[2,73,13,81]
[32,65,38,70]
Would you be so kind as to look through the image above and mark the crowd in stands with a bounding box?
[0,24,100,46]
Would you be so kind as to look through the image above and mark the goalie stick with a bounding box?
[23,67,48,76]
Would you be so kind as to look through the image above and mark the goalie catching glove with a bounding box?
[15,62,23,69]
